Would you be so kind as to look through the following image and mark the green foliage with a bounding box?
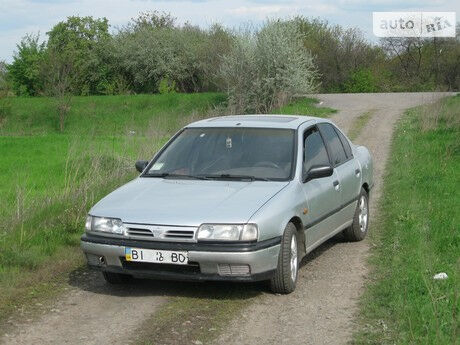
[0,61,8,92]
[354,95,460,344]
[6,15,459,98]
[158,77,177,94]
[7,34,45,96]
[220,20,318,113]
[114,13,233,94]
[343,68,377,93]
[294,17,384,92]
[46,16,112,95]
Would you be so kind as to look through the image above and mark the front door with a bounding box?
[301,126,342,248]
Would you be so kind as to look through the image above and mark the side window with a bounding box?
[317,123,347,166]
[303,127,330,174]
[335,127,353,158]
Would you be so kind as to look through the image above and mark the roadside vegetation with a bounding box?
[0,13,458,109]
[354,95,459,344]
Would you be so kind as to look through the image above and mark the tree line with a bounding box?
[1,12,459,105]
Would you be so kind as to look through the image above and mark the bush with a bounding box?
[220,20,318,113]
[113,12,233,94]
[344,68,377,93]
[7,34,45,96]
[158,78,177,94]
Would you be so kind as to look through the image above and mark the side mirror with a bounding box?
[304,165,333,182]
[135,160,149,173]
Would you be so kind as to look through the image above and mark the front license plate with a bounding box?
[125,247,188,265]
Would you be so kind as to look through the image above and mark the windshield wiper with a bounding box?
[143,172,210,180]
[198,174,270,181]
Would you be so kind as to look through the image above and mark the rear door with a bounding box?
[317,123,360,222]
[301,126,342,247]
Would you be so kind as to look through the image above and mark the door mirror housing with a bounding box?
[304,165,333,182]
[135,160,149,173]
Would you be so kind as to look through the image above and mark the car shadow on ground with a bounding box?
[68,234,345,300]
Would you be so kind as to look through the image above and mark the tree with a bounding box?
[0,61,8,93]
[41,49,75,131]
[7,34,45,96]
[114,12,230,93]
[295,17,383,92]
[220,20,318,113]
[46,16,112,95]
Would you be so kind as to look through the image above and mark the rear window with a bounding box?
[317,123,347,166]
[335,128,353,158]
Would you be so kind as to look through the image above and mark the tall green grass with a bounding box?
[354,95,459,344]
[0,93,226,135]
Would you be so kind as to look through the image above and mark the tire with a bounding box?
[102,271,132,284]
[270,222,299,294]
[343,188,369,242]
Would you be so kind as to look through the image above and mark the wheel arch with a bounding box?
[362,182,369,195]
[288,216,306,258]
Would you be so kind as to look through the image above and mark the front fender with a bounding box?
[248,181,304,242]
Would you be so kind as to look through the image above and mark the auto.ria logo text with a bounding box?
[373,12,456,38]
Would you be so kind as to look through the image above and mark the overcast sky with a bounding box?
[0,0,458,62]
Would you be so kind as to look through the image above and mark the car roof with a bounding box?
[186,114,326,130]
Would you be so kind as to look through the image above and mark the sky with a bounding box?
[0,0,458,62]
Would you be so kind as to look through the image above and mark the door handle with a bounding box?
[333,180,340,191]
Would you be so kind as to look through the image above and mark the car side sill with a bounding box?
[304,196,359,229]
[305,220,353,255]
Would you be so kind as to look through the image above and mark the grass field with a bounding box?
[0,93,335,325]
[354,95,459,344]
[274,97,336,117]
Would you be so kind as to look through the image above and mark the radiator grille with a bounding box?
[123,224,198,242]
[127,228,153,237]
[164,230,195,239]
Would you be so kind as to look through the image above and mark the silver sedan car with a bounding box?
[81,115,373,294]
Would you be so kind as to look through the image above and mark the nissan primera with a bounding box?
[81,115,373,294]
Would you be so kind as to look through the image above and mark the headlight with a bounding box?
[196,224,258,241]
[85,215,126,235]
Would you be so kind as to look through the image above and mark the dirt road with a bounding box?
[1,93,454,345]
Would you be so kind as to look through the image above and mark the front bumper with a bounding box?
[80,234,281,282]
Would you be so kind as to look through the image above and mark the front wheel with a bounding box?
[343,188,369,241]
[270,222,299,294]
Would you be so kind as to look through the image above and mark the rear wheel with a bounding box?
[343,188,369,241]
[102,271,132,284]
[270,222,299,294]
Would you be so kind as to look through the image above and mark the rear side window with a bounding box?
[335,128,353,158]
[318,123,347,166]
[303,127,330,173]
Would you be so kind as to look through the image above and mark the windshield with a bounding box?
[144,127,295,181]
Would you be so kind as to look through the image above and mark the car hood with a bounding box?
[89,177,289,226]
